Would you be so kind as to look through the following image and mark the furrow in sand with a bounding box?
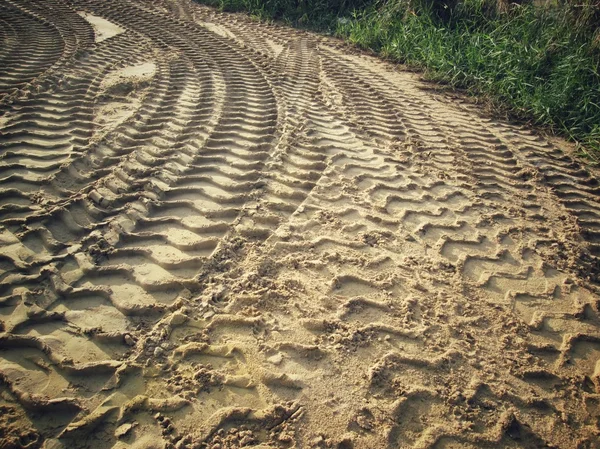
[0,34,153,224]
[0,1,599,448]
[0,2,64,97]
[0,0,95,103]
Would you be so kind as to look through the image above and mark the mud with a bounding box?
[0,0,599,448]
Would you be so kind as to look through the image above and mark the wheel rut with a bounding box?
[0,1,599,448]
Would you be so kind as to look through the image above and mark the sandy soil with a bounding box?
[0,0,599,448]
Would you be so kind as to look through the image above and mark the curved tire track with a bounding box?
[0,1,599,448]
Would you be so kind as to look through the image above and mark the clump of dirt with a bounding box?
[0,404,41,449]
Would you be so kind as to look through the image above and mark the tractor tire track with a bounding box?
[0,1,599,448]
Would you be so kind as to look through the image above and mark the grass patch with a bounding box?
[195,0,600,156]
[197,0,375,28]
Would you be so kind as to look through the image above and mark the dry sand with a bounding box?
[0,0,599,448]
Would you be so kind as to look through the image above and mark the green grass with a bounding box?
[194,0,600,155]
[197,0,374,28]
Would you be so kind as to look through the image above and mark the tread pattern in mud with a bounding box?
[0,1,599,448]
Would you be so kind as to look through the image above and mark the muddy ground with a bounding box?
[0,0,599,448]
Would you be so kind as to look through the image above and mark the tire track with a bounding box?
[0,1,599,448]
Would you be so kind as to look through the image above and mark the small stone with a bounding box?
[239,435,253,445]
[330,334,343,344]
[41,439,64,449]
[278,433,293,443]
[160,418,171,428]
[115,423,134,438]
[154,347,165,357]
[267,353,283,365]
[169,312,188,326]
[124,334,135,346]
[203,311,215,320]
[311,436,325,445]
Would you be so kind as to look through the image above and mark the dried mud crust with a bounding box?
[0,0,599,448]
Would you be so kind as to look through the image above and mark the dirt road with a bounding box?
[0,0,599,448]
